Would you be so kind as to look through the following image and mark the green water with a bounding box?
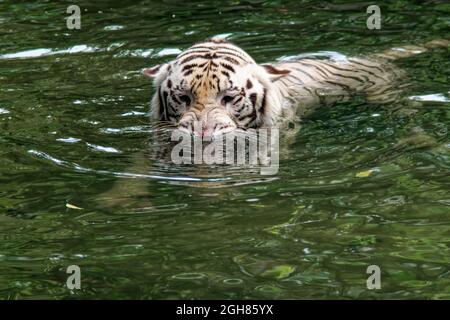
[1,0,449,299]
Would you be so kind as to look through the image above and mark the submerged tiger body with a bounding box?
[145,38,448,137]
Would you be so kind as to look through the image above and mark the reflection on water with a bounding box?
[0,0,449,299]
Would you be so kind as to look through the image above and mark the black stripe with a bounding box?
[235,103,245,113]
[216,51,247,61]
[158,87,167,120]
[176,50,210,60]
[216,77,221,92]
[302,86,313,95]
[189,45,218,50]
[348,60,386,80]
[301,60,367,85]
[318,61,368,83]
[180,54,209,65]
[290,67,319,81]
[163,91,169,109]
[323,65,365,84]
[349,59,385,73]
[324,80,352,93]
[278,78,289,88]
[171,94,181,105]
[182,63,199,72]
[193,45,245,56]
[370,84,394,96]
[299,61,329,78]
[234,96,243,104]
[238,112,250,121]
[318,60,359,72]
[249,93,257,108]
[239,106,257,127]
[220,55,241,65]
[260,88,267,114]
[220,62,235,73]
[168,103,179,115]
[193,80,203,92]
[287,71,310,83]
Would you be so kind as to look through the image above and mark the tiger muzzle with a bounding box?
[178,106,237,138]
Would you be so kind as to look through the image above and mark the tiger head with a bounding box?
[144,38,290,137]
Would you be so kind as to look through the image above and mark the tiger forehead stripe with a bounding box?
[175,50,210,60]
[220,62,235,73]
[220,55,241,65]
[178,54,210,65]
[191,44,248,57]
[174,42,254,66]
[182,62,207,72]
[202,45,253,63]
[176,49,247,65]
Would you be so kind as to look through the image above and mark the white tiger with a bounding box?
[98,38,448,208]
[144,37,448,137]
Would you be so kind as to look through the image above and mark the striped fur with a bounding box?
[145,38,449,136]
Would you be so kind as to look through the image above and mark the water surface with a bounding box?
[0,0,449,299]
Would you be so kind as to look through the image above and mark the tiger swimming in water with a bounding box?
[144,37,448,137]
[99,37,448,207]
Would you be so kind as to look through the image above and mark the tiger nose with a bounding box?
[193,122,236,137]
[193,123,213,138]
[187,107,236,137]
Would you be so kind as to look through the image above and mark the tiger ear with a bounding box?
[143,64,162,78]
[144,63,171,87]
[261,64,290,82]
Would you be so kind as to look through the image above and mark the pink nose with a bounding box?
[194,127,214,138]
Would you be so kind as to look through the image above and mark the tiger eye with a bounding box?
[221,96,234,106]
[179,95,191,105]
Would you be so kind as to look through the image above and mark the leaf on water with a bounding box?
[261,265,296,280]
[264,222,292,235]
[355,170,373,178]
[264,206,303,235]
[66,203,83,210]
[292,205,305,215]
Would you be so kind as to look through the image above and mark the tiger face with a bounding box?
[145,38,289,137]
